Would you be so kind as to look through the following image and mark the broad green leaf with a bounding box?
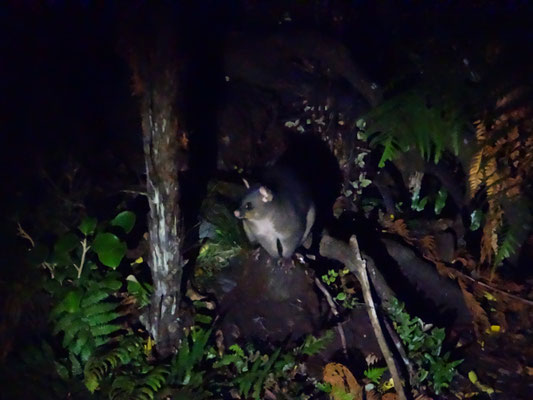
[79,216,97,236]
[92,233,126,268]
[100,277,122,291]
[110,211,136,234]
[55,232,79,254]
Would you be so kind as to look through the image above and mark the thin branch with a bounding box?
[457,270,533,306]
[17,223,35,248]
[314,277,348,358]
[314,277,339,317]
[74,238,90,279]
[120,189,148,197]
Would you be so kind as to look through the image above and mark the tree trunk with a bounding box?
[125,3,187,358]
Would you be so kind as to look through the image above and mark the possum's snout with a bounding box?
[234,209,244,219]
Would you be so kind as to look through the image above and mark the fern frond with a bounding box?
[91,323,122,337]
[365,90,466,165]
[299,330,334,356]
[143,365,169,392]
[377,134,400,168]
[458,280,490,338]
[468,148,484,197]
[84,302,119,317]
[81,290,110,307]
[84,335,144,393]
[69,329,92,355]
[494,226,520,267]
[418,235,437,260]
[87,311,121,326]
[53,313,78,335]
[110,375,135,400]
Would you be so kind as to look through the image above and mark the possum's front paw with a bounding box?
[277,258,295,272]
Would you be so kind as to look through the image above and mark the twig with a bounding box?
[42,262,55,279]
[314,277,339,317]
[16,223,35,248]
[314,277,348,358]
[73,238,90,279]
[120,189,148,197]
[456,270,533,307]
[320,234,409,400]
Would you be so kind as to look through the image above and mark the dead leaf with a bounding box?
[458,279,490,338]
[323,362,362,400]
[418,235,437,260]
[365,390,381,400]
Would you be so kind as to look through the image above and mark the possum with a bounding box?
[234,168,315,259]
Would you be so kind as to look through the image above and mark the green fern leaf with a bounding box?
[494,229,519,266]
[144,366,168,391]
[61,320,84,348]
[136,386,155,400]
[84,302,119,317]
[84,372,100,393]
[252,348,281,399]
[70,328,91,355]
[94,336,111,348]
[80,342,95,363]
[52,312,78,335]
[91,323,122,337]
[229,343,245,358]
[300,330,334,356]
[81,290,110,307]
[87,311,121,327]
[190,329,211,367]
[110,375,135,400]
[378,135,399,168]
[69,352,82,376]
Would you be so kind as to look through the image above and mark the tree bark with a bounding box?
[125,3,187,358]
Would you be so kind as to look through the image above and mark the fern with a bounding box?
[299,330,334,356]
[84,335,145,392]
[108,366,169,400]
[363,90,466,166]
[234,347,282,399]
[169,327,212,387]
[364,366,387,384]
[196,182,248,280]
[469,92,533,268]
[494,224,520,267]
[51,283,122,365]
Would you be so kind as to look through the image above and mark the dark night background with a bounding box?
[2,0,531,217]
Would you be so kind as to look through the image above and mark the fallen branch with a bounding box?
[314,277,348,358]
[320,234,409,400]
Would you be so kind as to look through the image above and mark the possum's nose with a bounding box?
[234,209,242,218]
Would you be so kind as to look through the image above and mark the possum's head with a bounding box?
[234,186,274,221]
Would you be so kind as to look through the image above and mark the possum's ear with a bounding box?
[242,178,250,189]
[259,186,273,202]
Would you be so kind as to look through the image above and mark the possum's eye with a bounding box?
[245,202,253,210]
